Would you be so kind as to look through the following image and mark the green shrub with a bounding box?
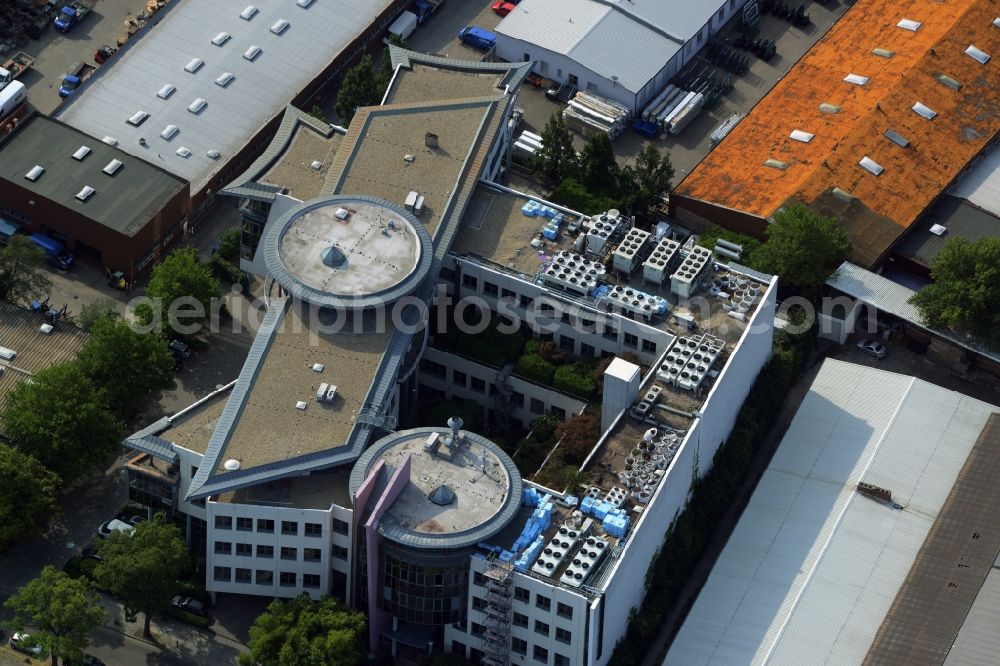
[79,558,98,579]
[515,353,555,385]
[553,363,597,398]
[529,414,560,444]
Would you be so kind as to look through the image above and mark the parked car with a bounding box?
[492,1,516,16]
[168,339,192,358]
[171,595,207,618]
[127,515,146,527]
[96,519,135,539]
[81,547,102,562]
[546,82,577,103]
[856,338,887,359]
[9,632,42,656]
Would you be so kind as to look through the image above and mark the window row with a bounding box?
[213,543,325,561]
[213,567,320,588]
[213,517,323,537]
[508,637,570,665]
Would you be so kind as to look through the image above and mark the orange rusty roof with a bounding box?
[678,0,1000,232]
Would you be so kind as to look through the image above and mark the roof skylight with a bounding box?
[176,147,192,158]
[859,156,884,175]
[157,84,176,99]
[212,32,231,46]
[966,45,990,64]
[240,5,258,20]
[188,98,207,114]
[912,102,936,119]
[184,58,205,73]
[885,129,909,147]
[844,73,869,86]
[790,130,814,143]
[102,136,118,146]
[215,72,235,87]
[244,45,262,61]
[24,165,44,182]
[297,0,315,7]
[127,110,150,126]
[76,186,96,201]
[160,125,179,140]
[270,19,289,35]
[102,159,124,176]
[897,18,921,31]
[72,146,91,160]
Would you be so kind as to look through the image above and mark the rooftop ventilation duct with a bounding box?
[24,165,44,182]
[859,156,884,175]
[966,45,990,64]
[425,132,438,148]
[912,102,936,120]
[102,159,123,176]
[818,103,841,114]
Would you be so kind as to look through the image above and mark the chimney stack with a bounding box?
[424,132,439,149]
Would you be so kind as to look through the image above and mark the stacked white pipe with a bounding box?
[562,91,632,139]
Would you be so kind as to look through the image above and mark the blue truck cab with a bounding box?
[458,26,496,51]
[414,0,432,23]
[59,74,81,98]
[30,233,75,271]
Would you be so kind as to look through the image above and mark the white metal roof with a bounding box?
[949,142,1000,218]
[55,0,393,193]
[497,0,716,94]
[666,359,999,666]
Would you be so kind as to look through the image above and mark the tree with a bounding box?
[76,319,174,417]
[532,113,578,184]
[749,203,849,297]
[621,144,674,217]
[239,594,366,666]
[547,177,617,215]
[578,133,622,195]
[0,235,51,304]
[335,55,379,124]
[95,514,190,639]
[5,566,105,666]
[909,236,1000,348]
[137,247,219,337]
[376,35,408,93]
[77,298,121,332]
[3,363,121,482]
[0,444,59,549]
[216,227,242,262]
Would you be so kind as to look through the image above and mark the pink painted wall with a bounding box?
[364,454,412,655]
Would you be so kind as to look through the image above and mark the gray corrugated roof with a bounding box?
[949,140,1000,218]
[666,359,1000,666]
[496,0,721,93]
[54,0,395,193]
[826,261,1000,363]
[0,115,186,237]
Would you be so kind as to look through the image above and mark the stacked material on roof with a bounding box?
[563,91,632,138]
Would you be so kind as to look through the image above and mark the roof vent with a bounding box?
[270,19,290,35]
[102,136,118,146]
[211,32,231,46]
[224,459,241,471]
[157,83,176,99]
[76,185,96,201]
[966,45,990,64]
[295,400,307,410]
[912,102,936,120]
[244,45,262,61]
[428,484,457,506]
[763,159,789,170]
[818,102,841,114]
[789,129,814,143]
[312,363,324,372]
[843,73,869,86]
[310,160,322,170]
[102,159,124,176]
[127,110,150,126]
[240,5,258,20]
[24,165,44,182]
[160,124,179,140]
[39,323,53,335]
[929,223,947,236]
[897,18,921,31]
[859,156,884,175]
[188,98,207,114]
[206,149,221,160]
[857,481,892,503]
[297,0,315,6]
[215,72,234,87]
[936,74,962,91]
[872,48,894,58]
[184,58,205,73]
[176,146,192,158]
[885,129,909,147]
[72,146,91,160]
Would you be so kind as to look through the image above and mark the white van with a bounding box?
[97,519,135,538]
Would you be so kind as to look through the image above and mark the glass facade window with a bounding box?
[535,620,549,636]
[256,570,273,585]
[483,281,498,296]
[303,574,320,588]
[381,551,469,625]
[236,543,252,556]
[513,612,528,628]
[281,521,298,536]
[556,627,572,644]
[235,568,252,583]
[557,602,573,619]
[332,518,349,535]
[624,332,639,348]
[214,516,232,530]
[280,572,296,587]
[214,541,232,555]
[533,645,549,663]
[236,517,253,531]
[536,594,551,611]
[257,545,274,558]
[555,655,570,666]
[332,544,348,560]
[514,587,530,603]
[642,339,657,353]
[213,566,231,582]
[304,548,322,562]
[304,522,322,537]
[256,519,274,533]
[512,637,527,655]
[281,547,297,561]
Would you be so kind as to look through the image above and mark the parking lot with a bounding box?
[9,0,153,116]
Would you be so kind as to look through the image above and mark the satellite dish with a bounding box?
[224,459,241,471]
